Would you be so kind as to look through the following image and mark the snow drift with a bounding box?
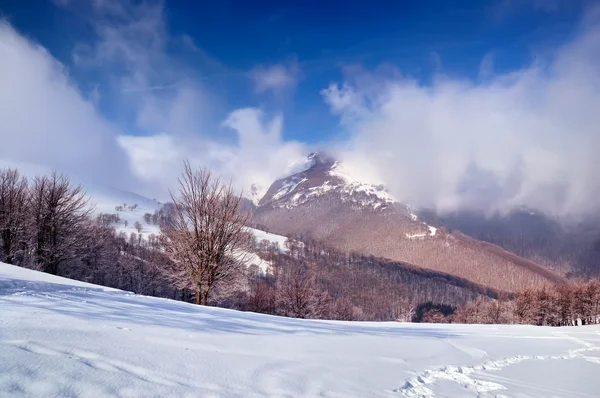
[1,263,600,397]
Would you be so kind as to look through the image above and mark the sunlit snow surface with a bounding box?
[328,161,396,204]
[247,227,289,252]
[2,263,600,397]
[84,186,287,274]
[85,184,162,240]
[269,159,398,210]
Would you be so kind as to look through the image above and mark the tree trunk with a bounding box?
[196,285,201,305]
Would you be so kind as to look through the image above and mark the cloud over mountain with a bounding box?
[1,0,599,218]
[323,8,600,216]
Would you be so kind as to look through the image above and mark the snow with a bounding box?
[2,263,600,397]
[405,226,437,240]
[282,156,317,177]
[271,177,307,201]
[243,252,272,274]
[406,232,429,240]
[86,184,163,240]
[265,156,398,211]
[247,227,289,252]
[86,185,289,256]
[328,162,396,204]
[270,161,396,210]
[305,182,336,197]
[87,186,284,274]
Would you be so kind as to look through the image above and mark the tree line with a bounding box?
[0,168,177,297]
[0,168,92,274]
[416,281,600,326]
[2,165,600,327]
[239,237,506,321]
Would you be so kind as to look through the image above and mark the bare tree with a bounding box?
[29,172,93,275]
[161,161,252,305]
[422,309,448,323]
[0,168,29,265]
[134,221,143,233]
[277,263,330,319]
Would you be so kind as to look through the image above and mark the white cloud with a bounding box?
[72,2,307,198]
[6,0,598,219]
[249,60,301,94]
[118,108,307,200]
[323,11,600,216]
[117,134,181,183]
[478,52,495,80]
[0,21,135,189]
[1,2,306,203]
[91,0,127,16]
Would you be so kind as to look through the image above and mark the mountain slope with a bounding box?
[253,153,568,292]
[422,208,600,278]
[84,185,290,275]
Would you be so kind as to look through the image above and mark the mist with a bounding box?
[323,9,600,216]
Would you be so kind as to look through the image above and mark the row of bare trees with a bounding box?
[0,164,256,308]
[0,164,506,319]
[0,168,92,274]
[5,164,600,327]
[0,167,181,298]
[419,281,600,326]
[235,235,506,321]
[0,164,263,313]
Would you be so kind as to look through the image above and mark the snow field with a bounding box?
[2,263,600,397]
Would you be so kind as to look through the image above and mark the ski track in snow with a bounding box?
[396,330,600,397]
[3,263,600,397]
[5,340,190,388]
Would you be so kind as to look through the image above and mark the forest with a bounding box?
[1,166,598,326]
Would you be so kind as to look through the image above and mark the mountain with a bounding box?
[421,208,600,278]
[258,152,396,211]
[252,153,568,292]
[85,184,163,240]
[83,185,289,274]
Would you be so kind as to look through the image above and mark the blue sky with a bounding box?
[1,0,599,215]
[0,0,586,142]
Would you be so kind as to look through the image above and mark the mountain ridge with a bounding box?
[252,152,569,292]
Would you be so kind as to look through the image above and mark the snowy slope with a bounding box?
[259,153,398,211]
[247,227,289,252]
[2,263,600,398]
[328,160,396,204]
[85,186,288,274]
[85,184,163,240]
[86,185,288,249]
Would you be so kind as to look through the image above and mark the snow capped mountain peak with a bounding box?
[282,155,317,178]
[258,152,397,210]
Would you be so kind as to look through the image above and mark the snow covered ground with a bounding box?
[86,184,163,240]
[246,227,289,252]
[2,263,600,398]
[87,184,288,248]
